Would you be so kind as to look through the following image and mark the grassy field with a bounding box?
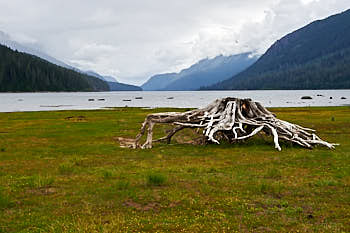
[0,106,349,232]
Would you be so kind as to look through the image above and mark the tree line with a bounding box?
[0,45,109,92]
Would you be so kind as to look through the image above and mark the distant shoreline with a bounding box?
[1,90,349,113]
[1,88,350,94]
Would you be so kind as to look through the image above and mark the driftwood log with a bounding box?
[122,97,337,151]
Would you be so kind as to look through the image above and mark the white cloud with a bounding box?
[0,0,349,85]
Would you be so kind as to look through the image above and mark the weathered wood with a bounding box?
[130,97,338,150]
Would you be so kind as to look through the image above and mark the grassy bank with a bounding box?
[0,107,349,232]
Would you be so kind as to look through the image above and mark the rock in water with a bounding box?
[301,96,312,100]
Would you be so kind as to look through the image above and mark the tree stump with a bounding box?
[124,97,337,150]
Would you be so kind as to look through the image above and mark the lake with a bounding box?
[0,90,349,112]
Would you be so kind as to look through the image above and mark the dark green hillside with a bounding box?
[204,9,350,90]
[108,81,142,91]
[0,45,109,92]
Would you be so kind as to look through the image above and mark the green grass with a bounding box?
[0,188,11,209]
[27,175,55,189]
[101,168,115,179]
[58,162,75,175]
[0,106,349,232]
[147,172,167,186]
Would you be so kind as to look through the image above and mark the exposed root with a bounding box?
[127,97,337,150]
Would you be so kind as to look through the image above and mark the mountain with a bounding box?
[107,82,142,91]
[0,31,142,91]
[0,31,76,70]
[84,71,116,82]
[141,73,178,91]
[142,53,258,91]
[103,76,118,82]
[84,71,142,91]
[0,44,109,92]
[204,9,350,90]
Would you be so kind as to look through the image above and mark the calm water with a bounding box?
[0,90,349,112]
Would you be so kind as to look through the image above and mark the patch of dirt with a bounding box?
[256,226,273,232]
[123,200,160,211]
[123,199,181,211]
[175,136,206,145]
[27,187,57,195]
[65,116,87,122]
[168,201,181,208]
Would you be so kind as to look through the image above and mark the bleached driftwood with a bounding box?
[125,97,337,150]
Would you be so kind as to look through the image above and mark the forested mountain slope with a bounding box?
[0,44,109,92]
[204,9,350,90]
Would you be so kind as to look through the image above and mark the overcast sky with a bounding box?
[0,0,349,85]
